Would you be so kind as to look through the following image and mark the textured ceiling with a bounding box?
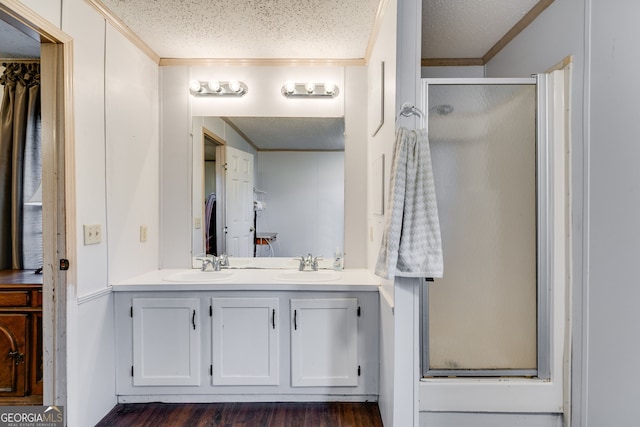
[0,1,548,62]
[99,0,381,59]
[421,0,540,59]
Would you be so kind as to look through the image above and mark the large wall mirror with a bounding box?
[192,116,345,260]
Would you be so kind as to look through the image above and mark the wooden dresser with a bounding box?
[0,270,43,405]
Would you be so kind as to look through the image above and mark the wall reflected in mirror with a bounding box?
[192,116,345,260]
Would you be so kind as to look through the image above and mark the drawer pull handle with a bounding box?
[294,309,297,330]
[8,351,24,365]
[272,309,276,329]
[192,310,196,330]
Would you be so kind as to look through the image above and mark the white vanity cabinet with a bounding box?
[113,273,379,403]
[131,297,201,386]
[291,298,359,387]
[210,297,279,386]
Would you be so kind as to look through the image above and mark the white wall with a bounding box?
[256,151,344,257]
[579,2,640,425]
[22,0,162,425]
[365,0,399,425]
[160,66,192,267]
[584,4,640,418]
[104,25,160,285]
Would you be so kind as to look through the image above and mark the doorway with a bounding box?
[0,2,74,408]
[197,127,255,258]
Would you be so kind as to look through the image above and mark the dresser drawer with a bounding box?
[0,291,29,307]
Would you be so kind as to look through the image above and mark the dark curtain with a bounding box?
[0,62,42,270]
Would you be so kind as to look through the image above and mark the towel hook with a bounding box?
[396,102,424,123]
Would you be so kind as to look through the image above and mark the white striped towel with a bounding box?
[375,127,443,279]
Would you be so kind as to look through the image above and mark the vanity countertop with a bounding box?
[112,268,381,292]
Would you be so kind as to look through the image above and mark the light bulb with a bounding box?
[284,81,296,94]
[208,80,220,92]
[324,81,336,94]
[189,80,201,92]
[229,80,241,93]
[305,82,315,94]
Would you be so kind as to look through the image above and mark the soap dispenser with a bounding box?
[333,248,344,271]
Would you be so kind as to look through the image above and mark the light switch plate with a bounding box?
[194,217,202,229]
[83,224,101,245]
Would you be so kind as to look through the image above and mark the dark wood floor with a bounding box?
[95,402,383,427]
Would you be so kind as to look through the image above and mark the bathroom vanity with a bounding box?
[112,260,380,403]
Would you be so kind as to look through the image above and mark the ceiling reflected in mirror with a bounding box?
[221,117,345,151]
[0,17,40,59]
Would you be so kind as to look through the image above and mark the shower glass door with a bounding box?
[421,78,545,377]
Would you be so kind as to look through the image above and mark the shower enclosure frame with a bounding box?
[420,77,552,379]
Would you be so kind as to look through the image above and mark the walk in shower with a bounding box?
[421,78,548,378]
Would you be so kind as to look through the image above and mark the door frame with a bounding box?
[420,77,544,379]
[201,127,226,255]
[0,0,75,407]
[418,71,571,415]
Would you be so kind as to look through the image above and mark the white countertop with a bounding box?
[112,267,381,292]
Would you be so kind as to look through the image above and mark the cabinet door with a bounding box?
[211,298,279,385]
[132,298,200,386]
[0,314,27,396]
[291,298,358,387]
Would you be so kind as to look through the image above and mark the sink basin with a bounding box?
[164,270,236,282]
[274,270,341,282]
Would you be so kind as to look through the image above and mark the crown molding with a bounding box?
[84,0,160,64]
[159,57,365,67]
[421,58,485,67]
[363,0,391,64]
[482,0,555,64]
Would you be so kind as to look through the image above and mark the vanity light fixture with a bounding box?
[189,79,248,97]
[281,81,340,98]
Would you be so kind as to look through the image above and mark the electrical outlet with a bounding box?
[140,225,148,242]
[194,217,202,229]
[83,224,101,245]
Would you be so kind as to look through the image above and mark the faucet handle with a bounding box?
[200,258,214,271]
[218,253,229,267]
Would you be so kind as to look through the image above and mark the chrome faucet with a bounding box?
[298,253,322,271]
[201,256,222,271]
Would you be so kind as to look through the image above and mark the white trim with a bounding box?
[378,285,394,313]
[423,77,536,85]
[420,377,562,413]
[577,2,592,426]
[77,286,113,305]
[118,394,379,404]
